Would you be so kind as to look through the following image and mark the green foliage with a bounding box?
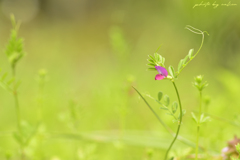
[168,66,176,79]
[191,112,210,124]
[145,91,186,123]
[4,15,25,70]
[0,69,20,93]
[158,91,163,101]
[147,53,166,71]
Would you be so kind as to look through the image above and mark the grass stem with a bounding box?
[195,91,202,160]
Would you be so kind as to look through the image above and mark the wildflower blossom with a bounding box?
[155,66,168,80]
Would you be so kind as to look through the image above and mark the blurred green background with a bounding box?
[0,0,240,159]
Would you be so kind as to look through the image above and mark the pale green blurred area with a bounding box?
[0,0,240,159]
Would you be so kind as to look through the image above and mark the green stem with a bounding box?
[164,81,183,160]
[195,91,202,160]
[14,91,21,131]
[12,66,24,160]
[12,66,21,132]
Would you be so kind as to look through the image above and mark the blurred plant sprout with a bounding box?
[191,75,210,160]
[1,14,28,160]
[5,14,25,75]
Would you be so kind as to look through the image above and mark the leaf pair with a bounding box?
[191,112,210,124]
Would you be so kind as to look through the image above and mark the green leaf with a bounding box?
[188,49,194,59]
[178,109,187,120]
[171,102,178,114]
[191,112,198,124]
[160,107,168,110]
[183,55,189,64]
[147,63,155,67]
[147,68,156,71]
[1,72,8,81]
[178,59,184,72]
[162,57,165,65]
[154,53,160,62]
[168,66,175,78]
[199,114,210,124]
[147,59,155,64]
[148,55,156,62]
[159,55,163,64]
[163,95,170,106]
[7,78,15,85]
[182,109,186,116]
[158,92,163,101]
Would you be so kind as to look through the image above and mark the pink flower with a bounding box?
[155,66,168,80]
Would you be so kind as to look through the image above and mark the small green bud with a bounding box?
[195,75,203,84]
[193,75,208,91]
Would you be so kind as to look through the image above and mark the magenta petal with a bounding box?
[155,66,168,77]
[155,74,165,80]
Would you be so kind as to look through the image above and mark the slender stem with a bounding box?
[12,66,24,160]
[164,81,183,160]
[14,91,21,131]
[12,66,21,132]
[195,91,202,160]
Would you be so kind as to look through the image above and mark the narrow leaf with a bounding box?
[148,55,156,62]
[178,59,184,72]
[160,107,168,110]
[158,92,163,101]
[191,112,198,123]
[183,55,189,64]
[1,72,8,81]
[188,49,194,59]
[147,63,155,67]
[162,57,165,65]
[171,102,178,114]
[147,59,155,64]
[168,66,175,78]
[7,78,15,85]
[163,95,170,106]
[154,53,160,62]
[147,68,156,71]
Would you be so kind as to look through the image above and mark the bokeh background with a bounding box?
[0,0,240,159]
